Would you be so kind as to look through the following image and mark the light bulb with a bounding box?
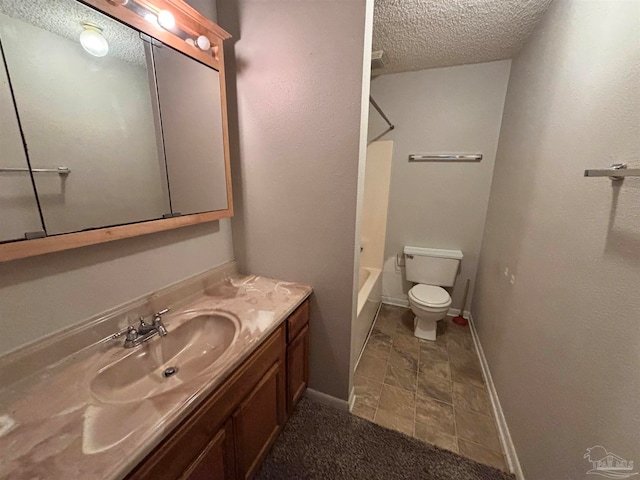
[79,23,108,57]
[196,35,210,51]
[157,10,175,30]
[144,13,160,28]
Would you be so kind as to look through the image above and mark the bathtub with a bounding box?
[353,267,382,365]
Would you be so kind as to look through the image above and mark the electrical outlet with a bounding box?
[504,267,509,277]
[510,274,516,285]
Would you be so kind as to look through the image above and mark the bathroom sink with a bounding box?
[90,311,239,404]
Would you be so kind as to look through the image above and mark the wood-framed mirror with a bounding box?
[0,0,232,263]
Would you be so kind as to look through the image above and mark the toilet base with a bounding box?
[413,316,437,341]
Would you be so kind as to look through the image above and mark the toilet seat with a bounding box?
[408,285,451,309]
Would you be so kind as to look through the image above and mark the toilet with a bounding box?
[404,246,463,341]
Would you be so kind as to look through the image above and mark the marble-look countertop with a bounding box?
[0,275,312,480]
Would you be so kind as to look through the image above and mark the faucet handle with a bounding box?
[154,308,170,322]
[125,326,138,342]
[153,309,169,337]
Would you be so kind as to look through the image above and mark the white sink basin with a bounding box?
[91,311,239,404]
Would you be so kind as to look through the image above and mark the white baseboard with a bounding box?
[348,386,355,411]
[468,313,524,480]
[381,296,409,307]
[304,388,349,412]
[447,308,471,319]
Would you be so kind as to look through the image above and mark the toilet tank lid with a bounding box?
[404,246,463,260]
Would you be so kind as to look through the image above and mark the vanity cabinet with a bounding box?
[286,300,310,413]
[127,300,310,480]
[233,362,286,479]
[180,421,235,480]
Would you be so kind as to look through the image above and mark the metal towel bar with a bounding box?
[0,166,70,175]
[409,154,482,162]
[584,163,640,180]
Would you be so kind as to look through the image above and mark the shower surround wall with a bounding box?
[369,60,511,310]
[352,140,393,363]
[359,141,393,271]
[473,0,640,478]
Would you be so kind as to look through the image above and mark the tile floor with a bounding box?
[352,304,509,471]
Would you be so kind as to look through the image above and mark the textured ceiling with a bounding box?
[373,0,553,74]
[0,0,145,65]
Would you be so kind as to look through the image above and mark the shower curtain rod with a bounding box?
[369,96,394,130]
[369,95,394,144]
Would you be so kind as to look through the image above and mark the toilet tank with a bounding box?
[404,246,463,287]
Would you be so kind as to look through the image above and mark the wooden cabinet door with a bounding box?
[126,325,286,480]
[287,324,309,414]
[180,420,235,480]
[232,361,285,480]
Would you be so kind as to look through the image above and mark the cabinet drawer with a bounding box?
[287,300,309,342]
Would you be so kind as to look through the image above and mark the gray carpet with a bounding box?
[256,398,515,480]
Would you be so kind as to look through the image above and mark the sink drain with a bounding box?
[163,366,178,378]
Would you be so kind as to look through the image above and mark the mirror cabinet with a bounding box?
[0,0,232,262]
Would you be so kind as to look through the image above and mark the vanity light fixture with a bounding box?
[79,23,109,57]
[157,10,176,30]
[144,13,160,28]
[185,36,210,51]
[95,2,204,54]
[196,35,211,51]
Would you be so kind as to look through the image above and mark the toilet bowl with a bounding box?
[404,246,463,341]
[408,285,452,341]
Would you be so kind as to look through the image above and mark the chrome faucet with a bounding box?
[123,308,170,348]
